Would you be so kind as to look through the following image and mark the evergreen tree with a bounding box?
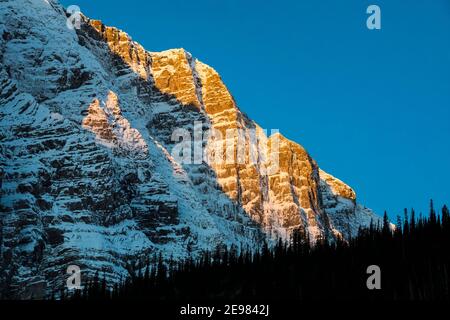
[382,211,391,236]
[410,208,416,231]
[429,199,437,225]
[403,208,409,235]
[72,202,450,302]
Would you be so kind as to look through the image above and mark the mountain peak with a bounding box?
[319,169,356,201]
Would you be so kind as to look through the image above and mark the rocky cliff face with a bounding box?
[0,0,381,298]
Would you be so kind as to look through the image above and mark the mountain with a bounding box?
[0,0,381,298]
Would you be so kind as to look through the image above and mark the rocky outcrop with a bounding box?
[319,169,356,201]
[0,0,382,298]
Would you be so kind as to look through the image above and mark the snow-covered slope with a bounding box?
[0,0,382,298]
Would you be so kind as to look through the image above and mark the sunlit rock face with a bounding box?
[319,169,356,201]
[0,0,381,298]
[88,19,151,79]
[150,49,203,109]
[82,91,148,157]
[140,48,347,241]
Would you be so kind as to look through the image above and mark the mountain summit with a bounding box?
[0,0,381,298]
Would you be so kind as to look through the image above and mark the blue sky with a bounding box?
[61,0,450,219]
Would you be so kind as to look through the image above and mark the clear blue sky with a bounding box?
[61,0,450,219]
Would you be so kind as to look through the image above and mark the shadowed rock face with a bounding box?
[0,0,381,298]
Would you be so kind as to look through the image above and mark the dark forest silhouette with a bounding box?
[63,201,450,301]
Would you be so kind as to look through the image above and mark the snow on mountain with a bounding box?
[0,0,382,298]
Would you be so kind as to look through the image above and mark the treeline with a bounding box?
[66,201,450,301]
